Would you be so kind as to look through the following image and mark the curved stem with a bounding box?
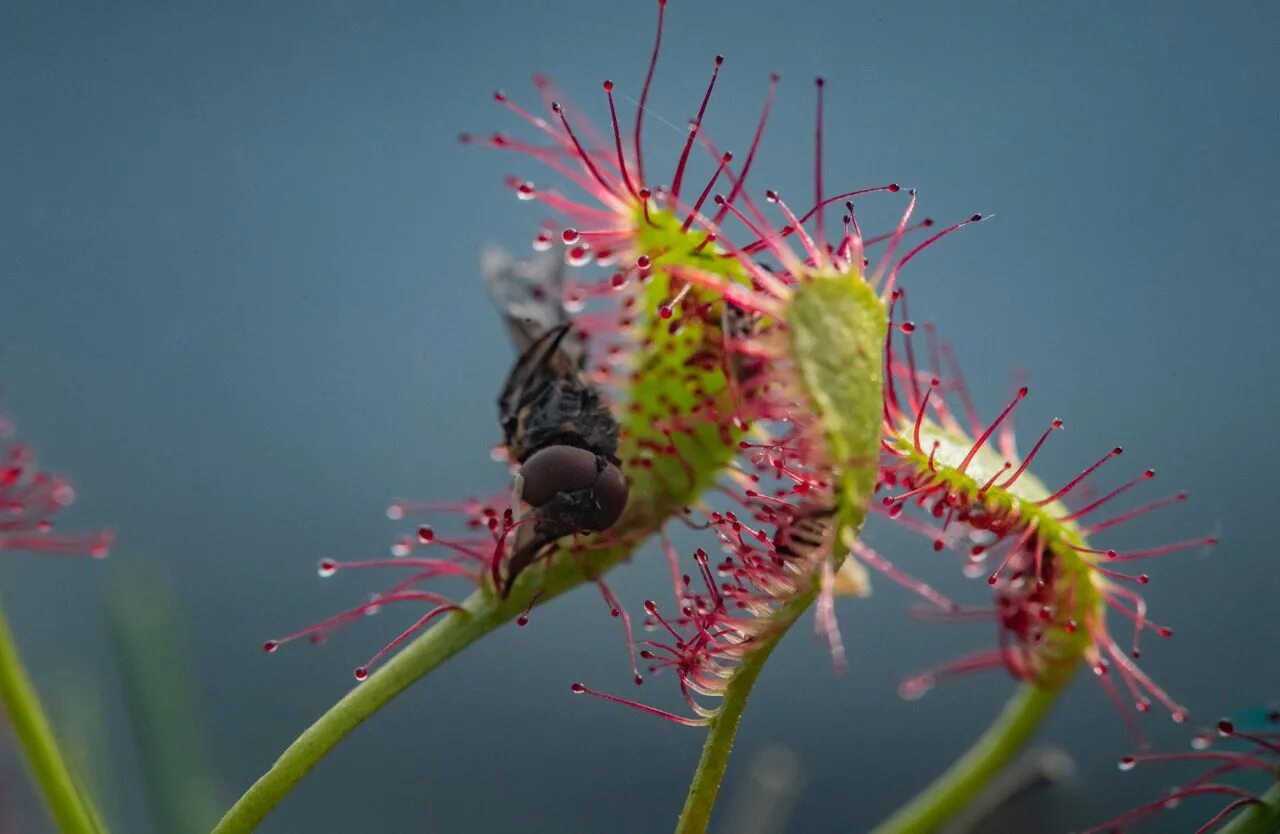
[0,596,104,834]
[1218,782,1280,834]
[674,438,878,834]
[869,682,1063,834]
[212,541,633,834]
[674,592,813,834]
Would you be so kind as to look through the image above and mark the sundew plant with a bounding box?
[1,3,1277,834]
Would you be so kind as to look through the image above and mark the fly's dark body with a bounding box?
[772,505,835,563]
[498,324,620,467]
[483,249,630,594]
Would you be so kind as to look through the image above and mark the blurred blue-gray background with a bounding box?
[2,2,1277,832]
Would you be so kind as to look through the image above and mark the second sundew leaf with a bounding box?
[889,423,1099,686]
[871,310,1205,833]
[674,273,890,834]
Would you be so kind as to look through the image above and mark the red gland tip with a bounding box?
[970,213,984,222]
[603,79,613,91]
[1217,719,1235,735]
[571,682,586,693]
[888,184,901,192]
[418,526,434,542]
[715,55,724,66]
[263,640,280,653]
[492,90,506,102]
[815,76,826,87]
[354,667,369,681]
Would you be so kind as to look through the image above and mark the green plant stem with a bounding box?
[213,542,634,834]
[869,683,1063,834]
[1219,782,1280,834]
[0,596,103,834]
[211,589,507,833]
[674,592,813,834]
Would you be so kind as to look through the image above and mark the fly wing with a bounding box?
[481,246,586,366]
[497,323,575,439]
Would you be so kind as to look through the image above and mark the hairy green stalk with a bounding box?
[674,272,888,834]
[869,683,1063,834]
[674,592,814,834]
[0,595,106,834]
[213,539,636,834]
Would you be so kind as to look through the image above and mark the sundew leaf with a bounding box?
[888,420,1099,685]
[213,215,754,834]
[676,272,888,834]
[788,272,886,546]
[621,206,748,517]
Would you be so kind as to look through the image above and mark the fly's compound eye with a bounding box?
[585,460,628,530]
[519,445,630,532]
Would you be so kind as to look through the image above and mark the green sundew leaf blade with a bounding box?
[675,275,889,834]
[789,274,887,544]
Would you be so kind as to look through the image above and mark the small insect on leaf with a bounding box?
[483,248,631,594]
